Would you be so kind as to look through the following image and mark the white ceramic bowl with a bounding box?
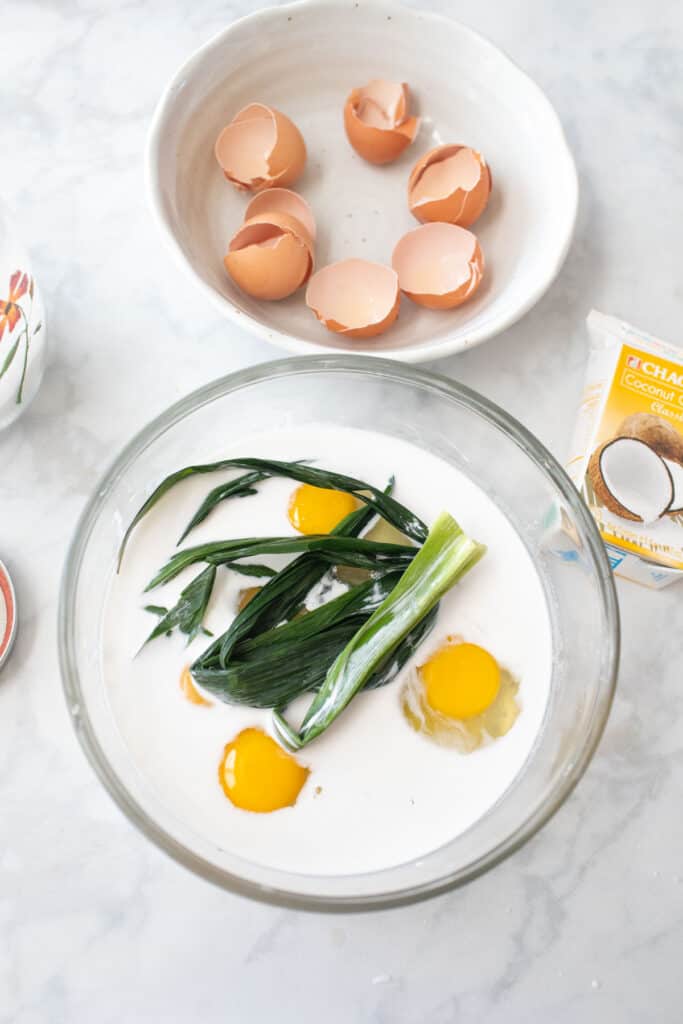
[147,0,578,363]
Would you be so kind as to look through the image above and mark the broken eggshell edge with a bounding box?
[344,81,419,165]
[225,211,314,301]
[306,259,400,338]
[215,103,307,192]
[244,188,317,241]
[408,144,492,227]
[392,223,485,310]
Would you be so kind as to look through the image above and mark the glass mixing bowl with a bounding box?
[58,357,619,910]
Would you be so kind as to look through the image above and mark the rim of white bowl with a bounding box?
[145,0,579,363]
[58,356,619,912]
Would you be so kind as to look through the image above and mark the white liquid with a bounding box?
[103,426,552,876]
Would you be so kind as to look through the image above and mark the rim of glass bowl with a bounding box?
[58,356,619,912]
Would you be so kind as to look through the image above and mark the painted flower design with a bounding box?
[0,270,29,341]
[0,268,41,404]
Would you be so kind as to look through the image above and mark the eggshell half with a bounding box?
[244,188,317,240]
[215,103,307,192]
[306,259,400,338]
[392,223,484,309]
[229,210,314,254]
[225,211,314,300]
[344,80,419,165]
[408,145,491,227]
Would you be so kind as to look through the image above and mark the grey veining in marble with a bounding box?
[1,1,683,1021]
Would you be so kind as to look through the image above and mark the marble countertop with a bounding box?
[2,1,682,1021]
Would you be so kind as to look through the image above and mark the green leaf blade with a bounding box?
[192,496,383,672]
[177,469,271,544]
[0,337,20,379]
[274,511,486,749]
[229,563,277,579]
[145,535,415,592]
[117,458,425,568]
[142,564,216,647]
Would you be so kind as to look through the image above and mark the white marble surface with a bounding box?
[2,1,682,1020]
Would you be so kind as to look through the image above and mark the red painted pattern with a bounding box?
[0,564,15,659]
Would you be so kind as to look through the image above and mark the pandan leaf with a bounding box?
[143,604,169,617]
[273,511,485,749]
[145,534,415,592]
[228,563,278,579]
[177,469,272,544]
[195,497,384,670]
[118,458,425,568]
[142,564,216,647]
[193,579,438,709]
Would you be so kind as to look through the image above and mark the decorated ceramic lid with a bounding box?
[0,560,17,670]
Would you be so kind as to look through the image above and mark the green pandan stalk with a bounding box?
[273,511,486,750]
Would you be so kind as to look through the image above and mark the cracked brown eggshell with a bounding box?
[306,259,400,338]
[344,80,419,165]
[244,188,317,240]
[224,211,314,301]
[215,104,306,192]
[392,223,484,309]
[408,145,492,227]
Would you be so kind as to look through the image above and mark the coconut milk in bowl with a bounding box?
[59,358,618,908]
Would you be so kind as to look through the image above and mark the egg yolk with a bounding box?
[421,642,501,720]
[288,483,357,535]
[237,585,261,612]
[179,665,212,707]
[218,728,309,813]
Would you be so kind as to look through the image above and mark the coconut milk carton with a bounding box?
[567,311,683,589]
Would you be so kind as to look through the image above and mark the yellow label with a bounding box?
[599,344,683,441]
[584,341,683,570]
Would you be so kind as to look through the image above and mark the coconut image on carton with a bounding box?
[588,414,683,524]
[568,311,683,587]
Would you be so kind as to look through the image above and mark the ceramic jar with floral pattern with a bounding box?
[0,202,47,430]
